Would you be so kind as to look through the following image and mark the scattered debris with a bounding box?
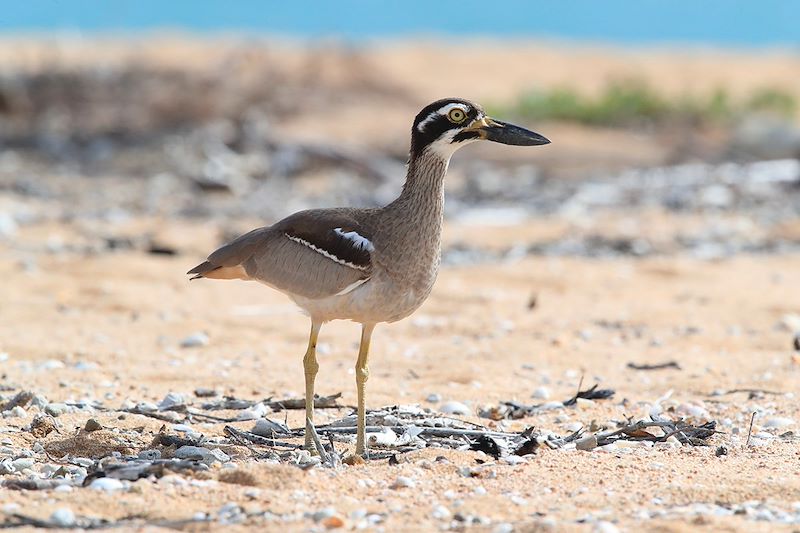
[469,435,503,459]
[575,435,598,451]
[29,415,58,438]
[2,390,33,411]
[746,412,757,447]
[627,361,682,371]
[593,417,717,447]
[180,332,210,348]
[563,383,616,406]
[194,387,218,398]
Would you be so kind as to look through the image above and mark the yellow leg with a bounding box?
[303,321,322,451]
[355,323,376,456]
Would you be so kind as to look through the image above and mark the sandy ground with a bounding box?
[2,219,799,531]
[1,36,800,532]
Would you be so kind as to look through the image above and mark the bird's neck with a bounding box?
[390,149,449,218]
[378,149,449,280]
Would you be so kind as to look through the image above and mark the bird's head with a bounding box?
[410,97,550,159]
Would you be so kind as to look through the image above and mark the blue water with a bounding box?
[1,0,798,47]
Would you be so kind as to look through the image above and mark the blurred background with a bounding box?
[1,1,799,261]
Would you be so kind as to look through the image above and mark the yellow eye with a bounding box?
[448,108,467,123]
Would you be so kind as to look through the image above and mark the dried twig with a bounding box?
[712,388,784,397]
[316,425,518,439]
[306,417,330,465]
[223,425,302,449]
[746,412,756,447]
[627,361,681,371]
[122,407,185,423]
[268,393,344,411]
[563,383,616,406]
[0,513,208,530]
[2,479,74,491]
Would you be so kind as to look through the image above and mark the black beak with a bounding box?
[480,118,550,146]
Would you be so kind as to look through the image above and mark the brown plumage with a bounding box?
[188,98,550,456]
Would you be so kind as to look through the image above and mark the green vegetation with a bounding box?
[491,80,797,128]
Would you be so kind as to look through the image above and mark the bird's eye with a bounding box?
[448,108,467,123]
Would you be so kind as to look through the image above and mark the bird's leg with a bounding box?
[303,321,322,452]
[355,323,376,456]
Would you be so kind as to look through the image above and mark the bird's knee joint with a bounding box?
[356,366,369,382]
[304,358,319,376]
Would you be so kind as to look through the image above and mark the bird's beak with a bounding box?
[464,116,550,146]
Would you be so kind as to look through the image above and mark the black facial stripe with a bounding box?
[452,130,480,143]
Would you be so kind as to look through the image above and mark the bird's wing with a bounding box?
[187,209,375,300]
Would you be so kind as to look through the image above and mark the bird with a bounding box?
[187,98,550,456]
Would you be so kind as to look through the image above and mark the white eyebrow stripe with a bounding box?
[416,103,470,132]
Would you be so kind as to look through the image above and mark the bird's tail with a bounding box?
[186,260,248,281]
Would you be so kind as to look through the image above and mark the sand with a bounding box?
[2,219,799,531]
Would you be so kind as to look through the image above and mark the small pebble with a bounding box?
[237,402,268,421]
[390,476,415,489]
[84,419,102,432]
[45,403,69,416]
[50,508,76,527]
[310,507,336,522]
[763,417,795,428]
[575,398,595,409]
[158,392,186,410]
[6,406,26,418]
[30,394,49,409]
[431,505,451,520]
[532,386,550,400]
[72,457,95,467]
[594,522,620,533]
[135,401,158,412]
[539,401,564,411]
[11,458,35,470]
[89,478,125,491]
[439,401,470,415]
[575,435,598,451]
[180,332,209,348]
[175,445,230,464]
[509,495,527,506]
[322,515,345,529]
[138,449,161,460]
[426,393,442,403]
[343,455,365,466]
[244,488,261,499]
[252,418,291,437]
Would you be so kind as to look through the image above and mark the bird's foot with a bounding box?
[303,438,319,456]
